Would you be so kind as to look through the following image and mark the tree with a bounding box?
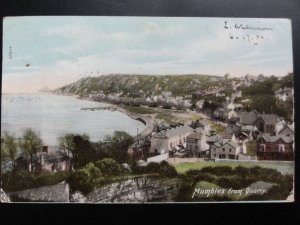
[102,131,134,163]
[72,134,96,170]
[58,133,76,171]
[58,133,90,170]
[2,132,18,171]
[19,129,43,172]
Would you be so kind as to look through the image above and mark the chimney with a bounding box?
[40,153,44,166]
[42,146,48,153]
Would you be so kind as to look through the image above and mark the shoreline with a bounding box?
[65,93,155,141]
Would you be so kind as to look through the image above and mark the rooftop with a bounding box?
[187,132,203,140]
[258,133,293,143]
[260,114,277,125]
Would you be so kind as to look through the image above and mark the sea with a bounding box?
[1,93,145,146]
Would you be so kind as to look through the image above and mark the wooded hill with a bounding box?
[54,74,226,97]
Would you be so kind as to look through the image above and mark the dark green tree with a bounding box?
[102,131,134,163]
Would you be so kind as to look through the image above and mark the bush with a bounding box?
[159,161,178,177]
[95,158,124,177]
[68,163,103,194]
[131,161,177,177]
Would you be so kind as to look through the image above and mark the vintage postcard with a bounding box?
[1,16,294,203]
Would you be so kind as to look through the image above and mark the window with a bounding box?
[223,148,225,152]
[260,144,266,152]
[278,144,285,152]
[229,155,235,159]
[229,148,232,152]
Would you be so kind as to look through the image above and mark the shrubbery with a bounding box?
[131,161,177,177]
[67,158,125,194]
[94,158,124,177]
[68,163,104,194]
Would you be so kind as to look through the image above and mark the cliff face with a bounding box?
[8,182,69,202]
[1,188,11,203]
[72,177,180,203]
[6,177,180,203]
[55,74,224,98]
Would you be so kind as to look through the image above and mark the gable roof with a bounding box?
[258,133,293,143]
[278,124,294,134]
[153,125,193,139]
[16,149,69,164]
[220,132,233,140]
[211,140,238,149]
[275,87,293,94]
[238,112,259,125]
[187,132,203,140]
[260,114,277,125]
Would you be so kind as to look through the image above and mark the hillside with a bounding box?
[54,74,226,98]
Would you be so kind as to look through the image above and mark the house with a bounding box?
[161,91,172,98]
[225,123,242,136]
[216,92,225,97]
[206,133,223,145]
[15,146,70,172]
[226,102,236,110]
[214,108,237,121]
[196,100,205,109]
[237,111,260,125]
[231,90,242,99]
[186,131,209,157]
[275,87,294,102]
[149,124,193,154]
[256,114,277,135]
[278,124,294,137]
[240,125,257,139]
[256,133,294,161]
[210,140,240,160]
[190,119,211,135]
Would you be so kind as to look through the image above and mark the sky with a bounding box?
[2,16,293,93]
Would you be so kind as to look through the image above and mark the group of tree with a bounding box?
[239,73,294,120]
[1,129,43,172]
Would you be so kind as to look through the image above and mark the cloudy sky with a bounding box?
[2,16,293,93]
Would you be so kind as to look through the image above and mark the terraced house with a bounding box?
[256,133,294,161]
[149,124,194,155]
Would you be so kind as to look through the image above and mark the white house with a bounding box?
[210,140,240,160]
[275,87,294,102]
[196,100,205,109]
[150,124,193,154]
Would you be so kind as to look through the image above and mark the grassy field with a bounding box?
[174,161,294,175]
[123,106,156,114]
[211,123,225,133]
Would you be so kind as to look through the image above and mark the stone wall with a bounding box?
[8,181,69,202]
[71,177,180,203]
